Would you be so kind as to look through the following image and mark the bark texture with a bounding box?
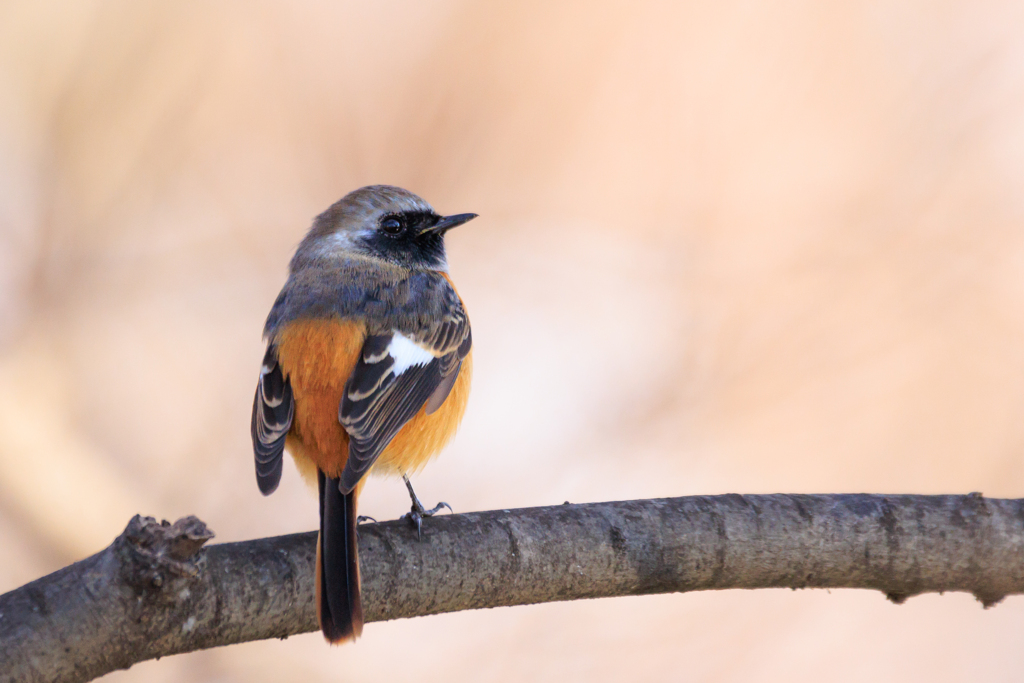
[2,493,1023,682]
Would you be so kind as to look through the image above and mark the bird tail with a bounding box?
[316,469,363,643]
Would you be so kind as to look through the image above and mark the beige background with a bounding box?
[2,1,1024,681]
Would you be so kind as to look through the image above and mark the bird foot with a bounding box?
[400,501,452,540]
[401,474,452,540]
[356,515,378,525]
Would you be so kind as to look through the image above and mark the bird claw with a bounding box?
[356,515,378,525]
[425,501,453,516]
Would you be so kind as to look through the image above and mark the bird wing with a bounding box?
[251,344,294,495]
[337,292,471,494]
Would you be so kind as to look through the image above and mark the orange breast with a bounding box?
[274,318,472,487]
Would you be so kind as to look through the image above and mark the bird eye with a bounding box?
[381,217,403,235]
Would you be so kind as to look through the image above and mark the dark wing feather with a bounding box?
[338,318,472,494]
[251,344,294,495]
[424,329,471,414]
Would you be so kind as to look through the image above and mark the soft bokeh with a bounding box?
[2,1,1024,681]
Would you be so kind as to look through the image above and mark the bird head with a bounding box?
[295,185,477,272]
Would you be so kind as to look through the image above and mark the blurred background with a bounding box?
[2,1,1024,680]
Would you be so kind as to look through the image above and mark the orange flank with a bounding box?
[274,317,472,484]
[276,318,363,481]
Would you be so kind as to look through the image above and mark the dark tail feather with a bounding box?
[316,469,363,643]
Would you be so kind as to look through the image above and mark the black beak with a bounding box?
[422,213,478,234]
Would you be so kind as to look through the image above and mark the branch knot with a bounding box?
[118,515,214,592]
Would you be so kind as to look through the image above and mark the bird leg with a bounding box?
[400,474,451,540]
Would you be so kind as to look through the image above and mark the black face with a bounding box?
[362,210,447,270]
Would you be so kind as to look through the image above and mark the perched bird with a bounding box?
[251,186,475,643]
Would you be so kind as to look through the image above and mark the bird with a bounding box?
[251,185,475,643]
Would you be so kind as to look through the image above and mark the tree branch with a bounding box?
[3,493,1023,682]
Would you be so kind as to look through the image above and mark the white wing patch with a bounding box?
[388,333,435,375]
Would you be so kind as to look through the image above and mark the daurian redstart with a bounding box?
[251,186,475,643]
